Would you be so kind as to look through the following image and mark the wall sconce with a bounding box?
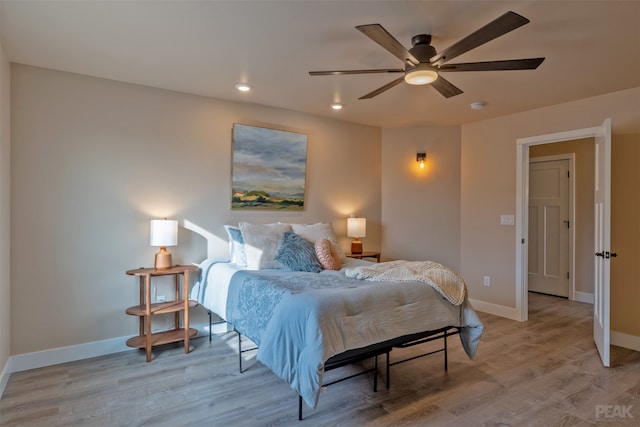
[150,218,178,269]
[347,215,366,254]
[416,152,426,169]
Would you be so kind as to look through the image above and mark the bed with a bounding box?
[190,222,484,415]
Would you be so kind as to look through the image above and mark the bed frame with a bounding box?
[207,311,460,420]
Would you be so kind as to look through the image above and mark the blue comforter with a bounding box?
[224,268,483,409]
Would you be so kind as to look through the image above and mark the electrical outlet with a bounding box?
[483,276,491,286]
[157,295,166,303]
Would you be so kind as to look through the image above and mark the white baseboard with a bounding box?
[9,336,131,373]
[209,321,233,334]
[469,299,640,353]
[611,331,640,352]
[572,291,594,304]
[0,357,11,398]
[6,322,230,375]
[468,298,522,321]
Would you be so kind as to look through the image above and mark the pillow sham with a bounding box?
[239,222,292,270]
[224,225,247,266]
[315,238,341,270]
[290,222,347,263]
[275,231,323,273]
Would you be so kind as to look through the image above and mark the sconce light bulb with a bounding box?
[419,161,425,169]
[235,83,252,92]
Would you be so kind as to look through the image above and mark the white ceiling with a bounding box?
[2,0,639,128]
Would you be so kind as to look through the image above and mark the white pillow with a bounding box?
[238,222,293,270]
[224,225,246,266]
[290,222,347,263]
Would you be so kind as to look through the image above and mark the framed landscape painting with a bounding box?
[231,123,308,210]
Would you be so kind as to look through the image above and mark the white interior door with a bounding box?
[528,159,570,297]
[594,118,612,367]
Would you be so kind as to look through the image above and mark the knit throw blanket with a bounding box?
[344,260,467,306]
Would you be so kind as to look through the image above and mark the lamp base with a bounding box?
[154,247,172,270]
[351,239,363,254]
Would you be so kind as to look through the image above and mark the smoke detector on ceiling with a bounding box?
[470,101,486,110]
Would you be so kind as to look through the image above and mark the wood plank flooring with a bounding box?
[1,293,639,426]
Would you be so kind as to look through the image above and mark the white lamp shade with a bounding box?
[347,217,366,238]
[150,219,178,247]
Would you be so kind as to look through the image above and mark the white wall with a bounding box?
[381,126,461,270]
[10,64,382,355]
[0,2,13,391]
[460,88,640,322]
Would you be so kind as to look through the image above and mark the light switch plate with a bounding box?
[500,215,515,225]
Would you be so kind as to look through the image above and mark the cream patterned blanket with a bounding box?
[344,260,467,306]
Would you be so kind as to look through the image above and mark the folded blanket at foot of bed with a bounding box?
[344,260,467,305]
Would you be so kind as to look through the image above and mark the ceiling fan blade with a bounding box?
[430,11,530,66]
[309,68,404,76]
[356,24,420,65]
[439,57,545,72]
[358,76,405,99]
[431,75,463,98]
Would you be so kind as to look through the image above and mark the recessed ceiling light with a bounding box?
[470,101,486,110]
[235,83,251,92]
[330,103,343,110]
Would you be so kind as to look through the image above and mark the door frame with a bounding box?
[528,154,575,300]
[515,126,604,321]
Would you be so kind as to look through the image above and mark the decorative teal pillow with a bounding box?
[275,231,322,273]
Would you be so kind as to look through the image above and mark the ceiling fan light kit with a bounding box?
[404,65,438,85]
[309,11,545,100]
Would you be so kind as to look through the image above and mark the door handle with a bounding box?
[595,251,617,258]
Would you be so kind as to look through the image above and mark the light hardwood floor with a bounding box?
[1,293,639,426]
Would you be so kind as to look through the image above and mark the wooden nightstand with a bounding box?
[346,251,381,263]
[125,265,199,362]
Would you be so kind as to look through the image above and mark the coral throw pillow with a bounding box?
[315,238,341,270]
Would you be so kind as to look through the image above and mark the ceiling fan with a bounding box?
[309,11,545,99]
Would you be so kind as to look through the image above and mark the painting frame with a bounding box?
[231,123,308,211]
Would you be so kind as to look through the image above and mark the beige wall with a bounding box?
[381,126,461,270]
[7,62,640,358]
[0,4,12,380]
[10,64,381,355]
[530,138,594,295]
[460,87,640,336]
[611,134,640,336]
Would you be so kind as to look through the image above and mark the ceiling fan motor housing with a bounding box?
[409,34,437,63]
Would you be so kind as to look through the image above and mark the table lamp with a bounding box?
[150,218,178,269]
[347,216,366,254]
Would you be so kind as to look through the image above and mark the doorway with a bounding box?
[528,156,572,298]
[515,119,612,366]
